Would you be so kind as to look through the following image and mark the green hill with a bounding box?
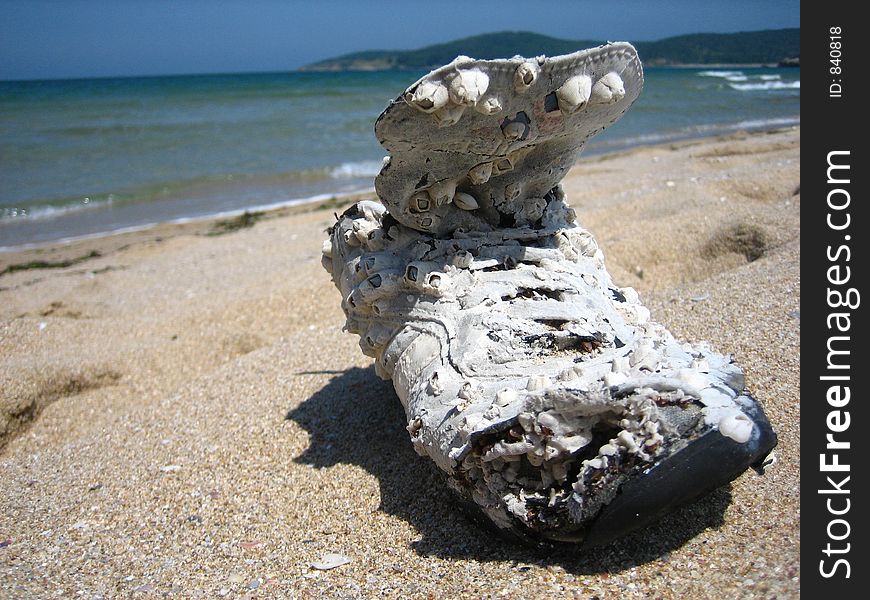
[638,29,800,65]
[300,29,799,71]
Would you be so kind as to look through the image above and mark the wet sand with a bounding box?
[0,127,800,598]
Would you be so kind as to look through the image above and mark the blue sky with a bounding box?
[1,0,800,80]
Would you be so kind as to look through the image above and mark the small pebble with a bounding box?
[311,552,352,570]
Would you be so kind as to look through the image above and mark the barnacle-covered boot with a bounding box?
[321,44,777,547]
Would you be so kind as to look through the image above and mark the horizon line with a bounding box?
[1,26,799,84]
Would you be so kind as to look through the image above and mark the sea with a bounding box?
[0,67,799,249]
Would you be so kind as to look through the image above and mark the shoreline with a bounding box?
[0,188,377,272]
[0,188,377,255]
[0,125,797,269]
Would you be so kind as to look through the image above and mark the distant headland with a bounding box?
[299,29,799,71]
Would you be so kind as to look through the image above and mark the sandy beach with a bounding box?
[1,127,799,598]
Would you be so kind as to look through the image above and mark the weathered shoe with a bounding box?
[321,44,777,547]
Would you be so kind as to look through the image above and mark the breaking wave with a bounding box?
[729,80,800,91]
[329,160,383,179]
[698,70,798,91]
[698,70,745,79]
[1,196,116,222]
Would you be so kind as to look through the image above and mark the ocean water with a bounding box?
[0,67,799,248]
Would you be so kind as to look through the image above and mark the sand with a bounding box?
[0,127,800,599]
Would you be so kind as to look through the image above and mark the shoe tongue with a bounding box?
[373,44,644,236]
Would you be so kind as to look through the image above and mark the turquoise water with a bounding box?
[0,67,798,248]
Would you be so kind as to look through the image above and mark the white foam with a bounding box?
[329,160,382,179]
[730,116,800,129]
[1,196,116,223]
[729,80,800,91]
[698,70,745,78]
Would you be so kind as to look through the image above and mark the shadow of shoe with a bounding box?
[286,365,733,573]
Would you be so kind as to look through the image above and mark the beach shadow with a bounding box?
[286,366,731,574]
